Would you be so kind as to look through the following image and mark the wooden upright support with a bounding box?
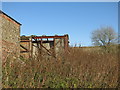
[40,38,43,56]
[28,39,30,58]
[53,38,56,57]
[64,34,69,51]
[20,35,69,59]
[30,36,33,58]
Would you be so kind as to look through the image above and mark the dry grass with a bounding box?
[2,45,119,88]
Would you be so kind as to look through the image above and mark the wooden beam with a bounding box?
[54,39,61,47]
[33,36,66,39]
[40,38,42,56]
[33,44,52,56]
[20,40,31,42]
[20,44,29,52]
[30,36,33,58]
[64,34,69,51]
[29,39,30,58]
[20,51,29,53]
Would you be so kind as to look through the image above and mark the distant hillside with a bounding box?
[70,44,118,52]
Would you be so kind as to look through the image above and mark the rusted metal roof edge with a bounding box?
[20,34,69,39]
[33,36,66,39]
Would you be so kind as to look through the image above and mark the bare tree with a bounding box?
[91,26,117,47]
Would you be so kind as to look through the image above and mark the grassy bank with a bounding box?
[2,46,118,88]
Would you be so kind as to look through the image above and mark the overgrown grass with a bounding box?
[2,46,118,88]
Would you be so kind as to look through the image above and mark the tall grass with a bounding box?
[2,46,118,88]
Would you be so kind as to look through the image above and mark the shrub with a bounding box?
[2,46,118,88]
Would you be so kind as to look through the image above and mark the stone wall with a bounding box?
[0,12,21,62]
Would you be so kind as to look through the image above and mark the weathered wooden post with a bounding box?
[64,34,69,51]
[28,37,30,58]
[30,36,33,58]
[40,38,43,58]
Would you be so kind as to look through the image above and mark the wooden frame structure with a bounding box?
[20,34,69,58]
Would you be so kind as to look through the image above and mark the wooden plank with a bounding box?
[20,44,29,51]
[54,39,61,47]
[40,38,43,56]
[29,39,30,58]
[33,44,52,56]
[20,40,31,42]
[40,43,52,54]
[64,34,69,50]
[30,36,33,58]
[20,51,29,53]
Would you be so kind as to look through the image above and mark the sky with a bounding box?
[2,2,118,46]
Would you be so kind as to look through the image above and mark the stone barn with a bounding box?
[0,10,21,61]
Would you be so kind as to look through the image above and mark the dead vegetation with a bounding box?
[2,45,119,88]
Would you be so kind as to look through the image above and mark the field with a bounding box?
[2,45,119,88]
